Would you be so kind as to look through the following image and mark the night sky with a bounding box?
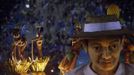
[0,0,19,23]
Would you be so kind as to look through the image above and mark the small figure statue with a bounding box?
[36,33,43,58]
[11,28,21,59]
[11,28,27,60]
[17,37,27,59]
[31,26,44,59]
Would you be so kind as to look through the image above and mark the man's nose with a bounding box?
[102,48,111,60]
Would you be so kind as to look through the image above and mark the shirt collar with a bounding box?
[115,63,125,75]
[83,63,125,75]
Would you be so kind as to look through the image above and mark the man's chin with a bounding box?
[99,64,114,71]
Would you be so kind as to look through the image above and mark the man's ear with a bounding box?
[120,36,126,50]
[121,36,127,46]
[81,40,88,53]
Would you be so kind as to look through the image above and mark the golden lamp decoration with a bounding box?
[9,28,31,74]
[8,27,50,74]
[9,57,31,73]
[30,33,50,72]
[31,72,46,75]
[31,57,50,72]
[107,3,121,18]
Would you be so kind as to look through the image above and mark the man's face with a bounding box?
[87,37,123,71]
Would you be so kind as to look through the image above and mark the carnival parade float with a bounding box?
[7,26,50,75]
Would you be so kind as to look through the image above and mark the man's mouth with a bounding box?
[99,60,112,65]
[103,61,112,64]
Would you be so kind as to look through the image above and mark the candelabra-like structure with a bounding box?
[9,57,31,74]
[9,28,31,74]
[8,27,50,74]
[31,57,50,72]
[30,26,50,72]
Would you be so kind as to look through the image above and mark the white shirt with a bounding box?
[83,63,125,75]
[65,63,134,75]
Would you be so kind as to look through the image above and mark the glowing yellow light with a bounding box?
[107,4,121,18]
[128,44,134,51]
[9,57,31,73]
[31,72,46,75]
[31,57,50,72]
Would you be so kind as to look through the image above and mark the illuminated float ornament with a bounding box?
[31,57,50,72]
[9,26,50,73]
[30,26,50,72]
[9,28,31,74]
[127,44,134,63]
[107,4,121,18]
[58,38,81,75]
[31,72,46,75]
[128,44,134,51]
[58,54,78,75]
[9,57,31,74]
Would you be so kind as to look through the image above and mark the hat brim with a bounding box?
[73,29,133,39]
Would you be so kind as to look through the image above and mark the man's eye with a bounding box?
[109,44,117,51]
[93,46,101,51]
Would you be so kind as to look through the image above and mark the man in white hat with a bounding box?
[65,16,134,75]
